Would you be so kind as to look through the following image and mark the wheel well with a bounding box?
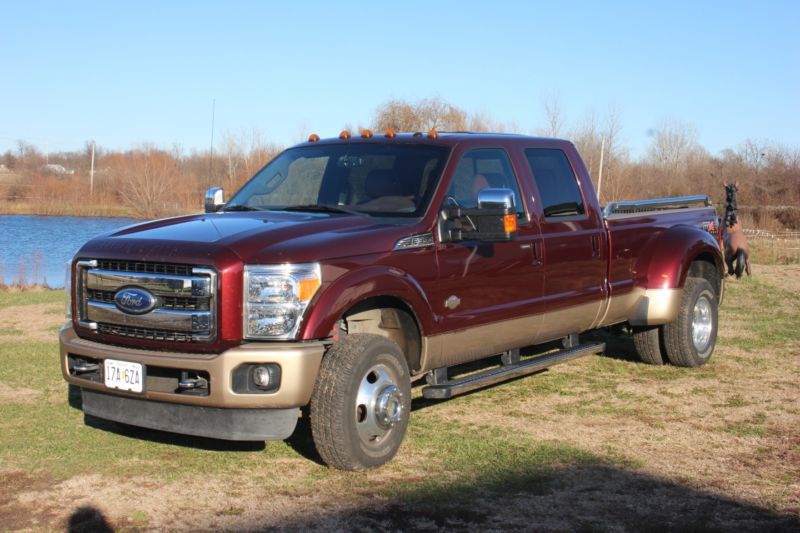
[340,297,422,373]
[688,253,722,302]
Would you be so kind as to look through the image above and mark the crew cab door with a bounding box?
[523,147,606,339]
[433,147,544,366]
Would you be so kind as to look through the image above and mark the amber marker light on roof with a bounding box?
[427,129,438,139]
[384,129,396,138]
[360,129,373,139]
[307,133,320,142]
[339,130,351,140]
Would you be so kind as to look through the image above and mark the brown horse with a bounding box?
[724,221,751,278]
[722,182,751,278]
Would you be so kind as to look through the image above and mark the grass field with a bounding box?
[1,266,798,531]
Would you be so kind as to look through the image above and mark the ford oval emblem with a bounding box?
[114,287,157,315]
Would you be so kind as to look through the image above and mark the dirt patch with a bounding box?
[0,382,41,403]
[5,467,356,531]
[0,303,63,342]
[0,471,59,531]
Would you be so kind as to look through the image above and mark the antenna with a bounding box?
[208,98,216,187]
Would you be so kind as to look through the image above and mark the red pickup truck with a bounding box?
[61,131,724,470]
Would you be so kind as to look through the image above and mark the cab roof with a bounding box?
[302,130,569,149]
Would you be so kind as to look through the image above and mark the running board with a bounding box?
[422,341,606,400]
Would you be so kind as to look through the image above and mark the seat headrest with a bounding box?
[365,169,402,198]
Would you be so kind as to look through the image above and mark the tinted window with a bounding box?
[227,143,449,217]
[444,148,525,216]
[525,149,585,218]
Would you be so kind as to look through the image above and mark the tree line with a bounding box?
[2,97,798,229]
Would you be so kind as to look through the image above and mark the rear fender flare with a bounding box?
[633,225,723,291]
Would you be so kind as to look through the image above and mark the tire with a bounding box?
[735,249,745,279]
[310,334,411,471]
[663,277,718,367]
[632,326,666,365]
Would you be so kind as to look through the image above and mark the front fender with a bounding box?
[298,265,435,340]
[633,225,724,290]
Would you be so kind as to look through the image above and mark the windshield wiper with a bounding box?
[223,204,261,212]
[279,204,366,216]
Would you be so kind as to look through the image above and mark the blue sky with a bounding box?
[1,0,798,158]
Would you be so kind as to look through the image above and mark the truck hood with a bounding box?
[77,211,416,265]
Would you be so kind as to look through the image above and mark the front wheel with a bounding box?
[663,277,718,367]
[310,334,411,471]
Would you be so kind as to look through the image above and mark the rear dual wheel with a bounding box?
[633,277,718,367]
[663,277,718,367]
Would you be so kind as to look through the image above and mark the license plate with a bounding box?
[104,359,144,393]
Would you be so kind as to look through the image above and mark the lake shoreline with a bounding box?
[1,215,140,288]
[0,203,190,219]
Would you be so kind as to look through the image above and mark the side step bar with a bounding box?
[422,341,605,400]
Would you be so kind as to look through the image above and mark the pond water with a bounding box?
[0,215,139,287]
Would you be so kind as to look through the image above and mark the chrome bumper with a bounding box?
[60,324,325,409]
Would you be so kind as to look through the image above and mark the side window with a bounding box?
[524,148,585,218]
[444,148,525,216]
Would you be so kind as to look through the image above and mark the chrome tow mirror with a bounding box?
[204,187,224,213]
[439,187,518,243]
[477,188,516,209]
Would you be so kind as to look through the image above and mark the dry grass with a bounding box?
[1,268,799,531]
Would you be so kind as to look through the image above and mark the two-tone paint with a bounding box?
[61,133,724,416]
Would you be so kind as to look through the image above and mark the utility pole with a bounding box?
[89,141,95,197]
[209,98,216,188]
[597,137,606,205]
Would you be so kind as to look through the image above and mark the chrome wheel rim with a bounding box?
[692,295,713,353]
[355,363,404,446]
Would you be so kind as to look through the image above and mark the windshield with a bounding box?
[225,143,450,218]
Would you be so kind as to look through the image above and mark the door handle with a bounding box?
[532,241,543,265]
[590,235,601,258]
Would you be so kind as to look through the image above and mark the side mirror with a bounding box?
[204,187,224,213]
[439,187,518,243]
[478,188,515,210]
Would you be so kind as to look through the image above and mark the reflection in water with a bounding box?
[0,215,138,287]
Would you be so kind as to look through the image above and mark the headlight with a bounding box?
[65,261,73,319]
[243,263,321,339]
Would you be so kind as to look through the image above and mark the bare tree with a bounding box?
[540,92,565,137]
[646,119,700,171]
[373,96,468,132]
[111,147,177,219]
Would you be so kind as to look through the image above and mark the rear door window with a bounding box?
[524,148,585,218]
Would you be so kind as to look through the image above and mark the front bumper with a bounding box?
[60,324,325,410]
[81,389,299,440]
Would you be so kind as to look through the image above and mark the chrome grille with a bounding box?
[76,259,217,343]
[86,289,208,311]
[96,259,194,276]
[96,323,193,343]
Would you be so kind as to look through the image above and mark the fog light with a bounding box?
[232,363,281,394]
[253,366,271,388]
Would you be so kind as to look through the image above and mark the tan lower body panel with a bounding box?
[421,288,682,371]
[60,325,324,408]
[422,300,603,371]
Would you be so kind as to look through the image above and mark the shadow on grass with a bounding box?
[251,463,800,531]
[67,506,113,533]
[586,326,642,363]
